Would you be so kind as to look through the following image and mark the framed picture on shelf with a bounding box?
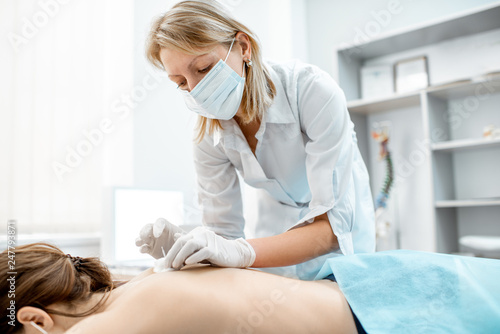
[360,65,393,100]
[394,56,429,93]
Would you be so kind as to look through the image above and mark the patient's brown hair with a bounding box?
[0,242,121,334]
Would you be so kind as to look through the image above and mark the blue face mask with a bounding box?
[181,38,245,120]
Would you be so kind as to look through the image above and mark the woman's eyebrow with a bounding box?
[188,53,212,69]
[167,53,213,77]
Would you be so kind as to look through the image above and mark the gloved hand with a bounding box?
[161,226,256,270]
[135,218,185,259]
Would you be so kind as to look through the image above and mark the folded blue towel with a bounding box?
[315,250,500,333]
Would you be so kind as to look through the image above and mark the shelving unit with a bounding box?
[335,3,500,255]
[435,199,500,208]
[426,73,500,254]
[431,137,500,152]
[346,91,420,114]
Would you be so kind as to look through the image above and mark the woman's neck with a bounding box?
[235,117,260,154]
[49,291,110,330]
[53,269,152,331]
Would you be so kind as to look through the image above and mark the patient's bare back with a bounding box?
[66,267,356,334]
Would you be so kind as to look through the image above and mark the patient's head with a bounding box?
[0,243,118,334]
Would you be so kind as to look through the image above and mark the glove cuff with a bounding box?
[236,238,256,268]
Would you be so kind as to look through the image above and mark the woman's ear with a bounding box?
[235,31,251,61]
[17,306,54,333]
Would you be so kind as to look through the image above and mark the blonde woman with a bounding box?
[135,0,375,280]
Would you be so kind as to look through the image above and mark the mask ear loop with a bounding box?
[225,37,247,79]
[31,321,49,334]
[224,37,236,62]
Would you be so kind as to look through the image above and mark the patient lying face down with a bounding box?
[0,243,357,334]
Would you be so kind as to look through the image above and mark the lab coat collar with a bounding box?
[213,119,236,147]
[264,62,296,125]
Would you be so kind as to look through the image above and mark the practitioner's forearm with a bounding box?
[247,215,339,268]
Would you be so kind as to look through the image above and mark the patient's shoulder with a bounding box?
[65,271,193,333]
[64,311,128,334]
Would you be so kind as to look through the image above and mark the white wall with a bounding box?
[132,0,198,219]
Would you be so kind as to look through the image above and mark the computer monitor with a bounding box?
[107,188,184,267]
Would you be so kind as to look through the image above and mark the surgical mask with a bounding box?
[181,38,245,120]
[31,321,49,334]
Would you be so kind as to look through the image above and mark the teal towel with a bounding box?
[315,250,500,333]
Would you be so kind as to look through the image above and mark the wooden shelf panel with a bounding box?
[435,199,500,208]
[431,138,500,152]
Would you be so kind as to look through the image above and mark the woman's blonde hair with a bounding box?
[146,0,276,142]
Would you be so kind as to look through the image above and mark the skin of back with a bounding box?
[65,267,357,334]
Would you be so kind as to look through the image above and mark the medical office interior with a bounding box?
[1,0,500,275]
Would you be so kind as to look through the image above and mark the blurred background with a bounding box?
[1,0,499,266]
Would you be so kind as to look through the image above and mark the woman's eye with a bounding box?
[198,66,211,74]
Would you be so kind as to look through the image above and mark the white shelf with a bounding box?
[347,91,420,114]
[431,138,500,152]
[348,73,500,115]
[436,199,500,208]
[427,74,500,99]
[337,3,500,60]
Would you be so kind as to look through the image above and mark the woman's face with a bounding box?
[160,43,245,92]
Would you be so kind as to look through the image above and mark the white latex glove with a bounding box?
[135,218,185,259]
[153,258,175,273]
[162,227,256,270]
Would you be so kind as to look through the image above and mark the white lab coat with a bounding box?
[193,59,375,280]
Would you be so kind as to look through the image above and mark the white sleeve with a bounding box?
[193,134,245,239]
[291,66,356,252]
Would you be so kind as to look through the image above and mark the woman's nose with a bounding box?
[186,77,202,92]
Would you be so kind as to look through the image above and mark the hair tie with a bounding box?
[66,254,83,271]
